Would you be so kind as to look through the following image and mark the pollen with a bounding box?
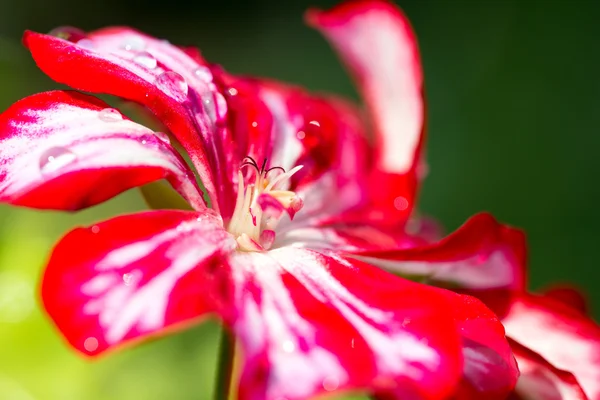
[227,157,303,252]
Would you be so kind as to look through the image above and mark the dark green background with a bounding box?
[0,0,598,398]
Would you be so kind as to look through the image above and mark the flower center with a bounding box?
[227,157,304,252]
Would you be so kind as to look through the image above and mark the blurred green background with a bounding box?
[1,0,599,398]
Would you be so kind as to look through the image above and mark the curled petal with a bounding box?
[42,210,236,356]
[0,91,204,210]
[308,0,425,221]
[24,28,230,212]
[510,339,587,400]
[542,285,588,315]
[503,293,600,400]
[351,213,527,292]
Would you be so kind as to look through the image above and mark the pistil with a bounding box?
[227,157,303,252]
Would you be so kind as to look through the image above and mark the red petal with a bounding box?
[0,91,204,210]
[351,213,527,291]
[24,28,228,212]
[224,248,515,400]
[503,293,600,400]
[510,339,588,400]
[219,76,372,220]
[41,210,236,356]
[542,285,589,315]
[308,0,425,222]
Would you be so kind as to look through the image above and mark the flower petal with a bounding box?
[542,285,588,315]
[42,209,236,356]
[351,213,527,291]
[231,78,371,220]
[502,293,600,400]
[24,28,229,212]
[510,339,588,400]
[0,90,205,210]
[224,247,515,400]
[308,0,425,221]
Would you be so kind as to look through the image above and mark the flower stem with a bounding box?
[214,324,235,400]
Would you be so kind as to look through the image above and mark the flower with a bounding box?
[0,0,526,399]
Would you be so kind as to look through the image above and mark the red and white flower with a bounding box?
[0,0,528,399]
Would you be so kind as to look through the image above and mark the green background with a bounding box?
[0,0,599,398]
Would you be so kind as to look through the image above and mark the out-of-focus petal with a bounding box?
[308,0,425,222]
[503,293,600,400]
[542,286,589,315]
[224,247,516,400]
[0,91,205,210]
[24,28,229,212]
[42,210,236,356]
[509,339,588,400]
[350,213,527,291]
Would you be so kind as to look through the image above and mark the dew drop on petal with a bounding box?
[155,71,188,102]
[122,273,134,286]
[193,66,213,83]
[76,39,95,50]
[296,130,306,140]
[39,147,77,175]
[251,121,258,128]
[98,108,123,122]
[141,139,148,145]
[133,51,157,69]
[214,92,227,121]
[122,36,146,52]
[227,87,238,96]
[48,26,86,41]
[154,131,170,144]
[84,337,99,352]
[322,376,339,392]
[282,340,295,353]
[91,225,100,234]
[308,120,320,127]
[350,338,355,348]
[393,196,409,211]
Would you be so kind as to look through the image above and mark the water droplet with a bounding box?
[214,92,227,121]
[122,36,145,51]
[282,340,295,353]
[141,139,148,145]
[84,337,99,352]
[155,71,188,102]
[296,131,306,140]
[76,39,95,50]
[308,120,320,127]
[91,225,100,234]
[350,338,355,348]
[133,51,157,69]
[49,26,86,42]
[39,147,77,175]
[251,121,258,128]
[322,376,339,391]
[123,273,134,286]
[98,108,123,122]
[227,87,238,96]
[154,131,170,144]
[393,196,409,211]
[193,66,213,83]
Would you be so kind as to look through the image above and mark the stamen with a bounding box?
[265,165,303,192]
[227,159,304,252]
